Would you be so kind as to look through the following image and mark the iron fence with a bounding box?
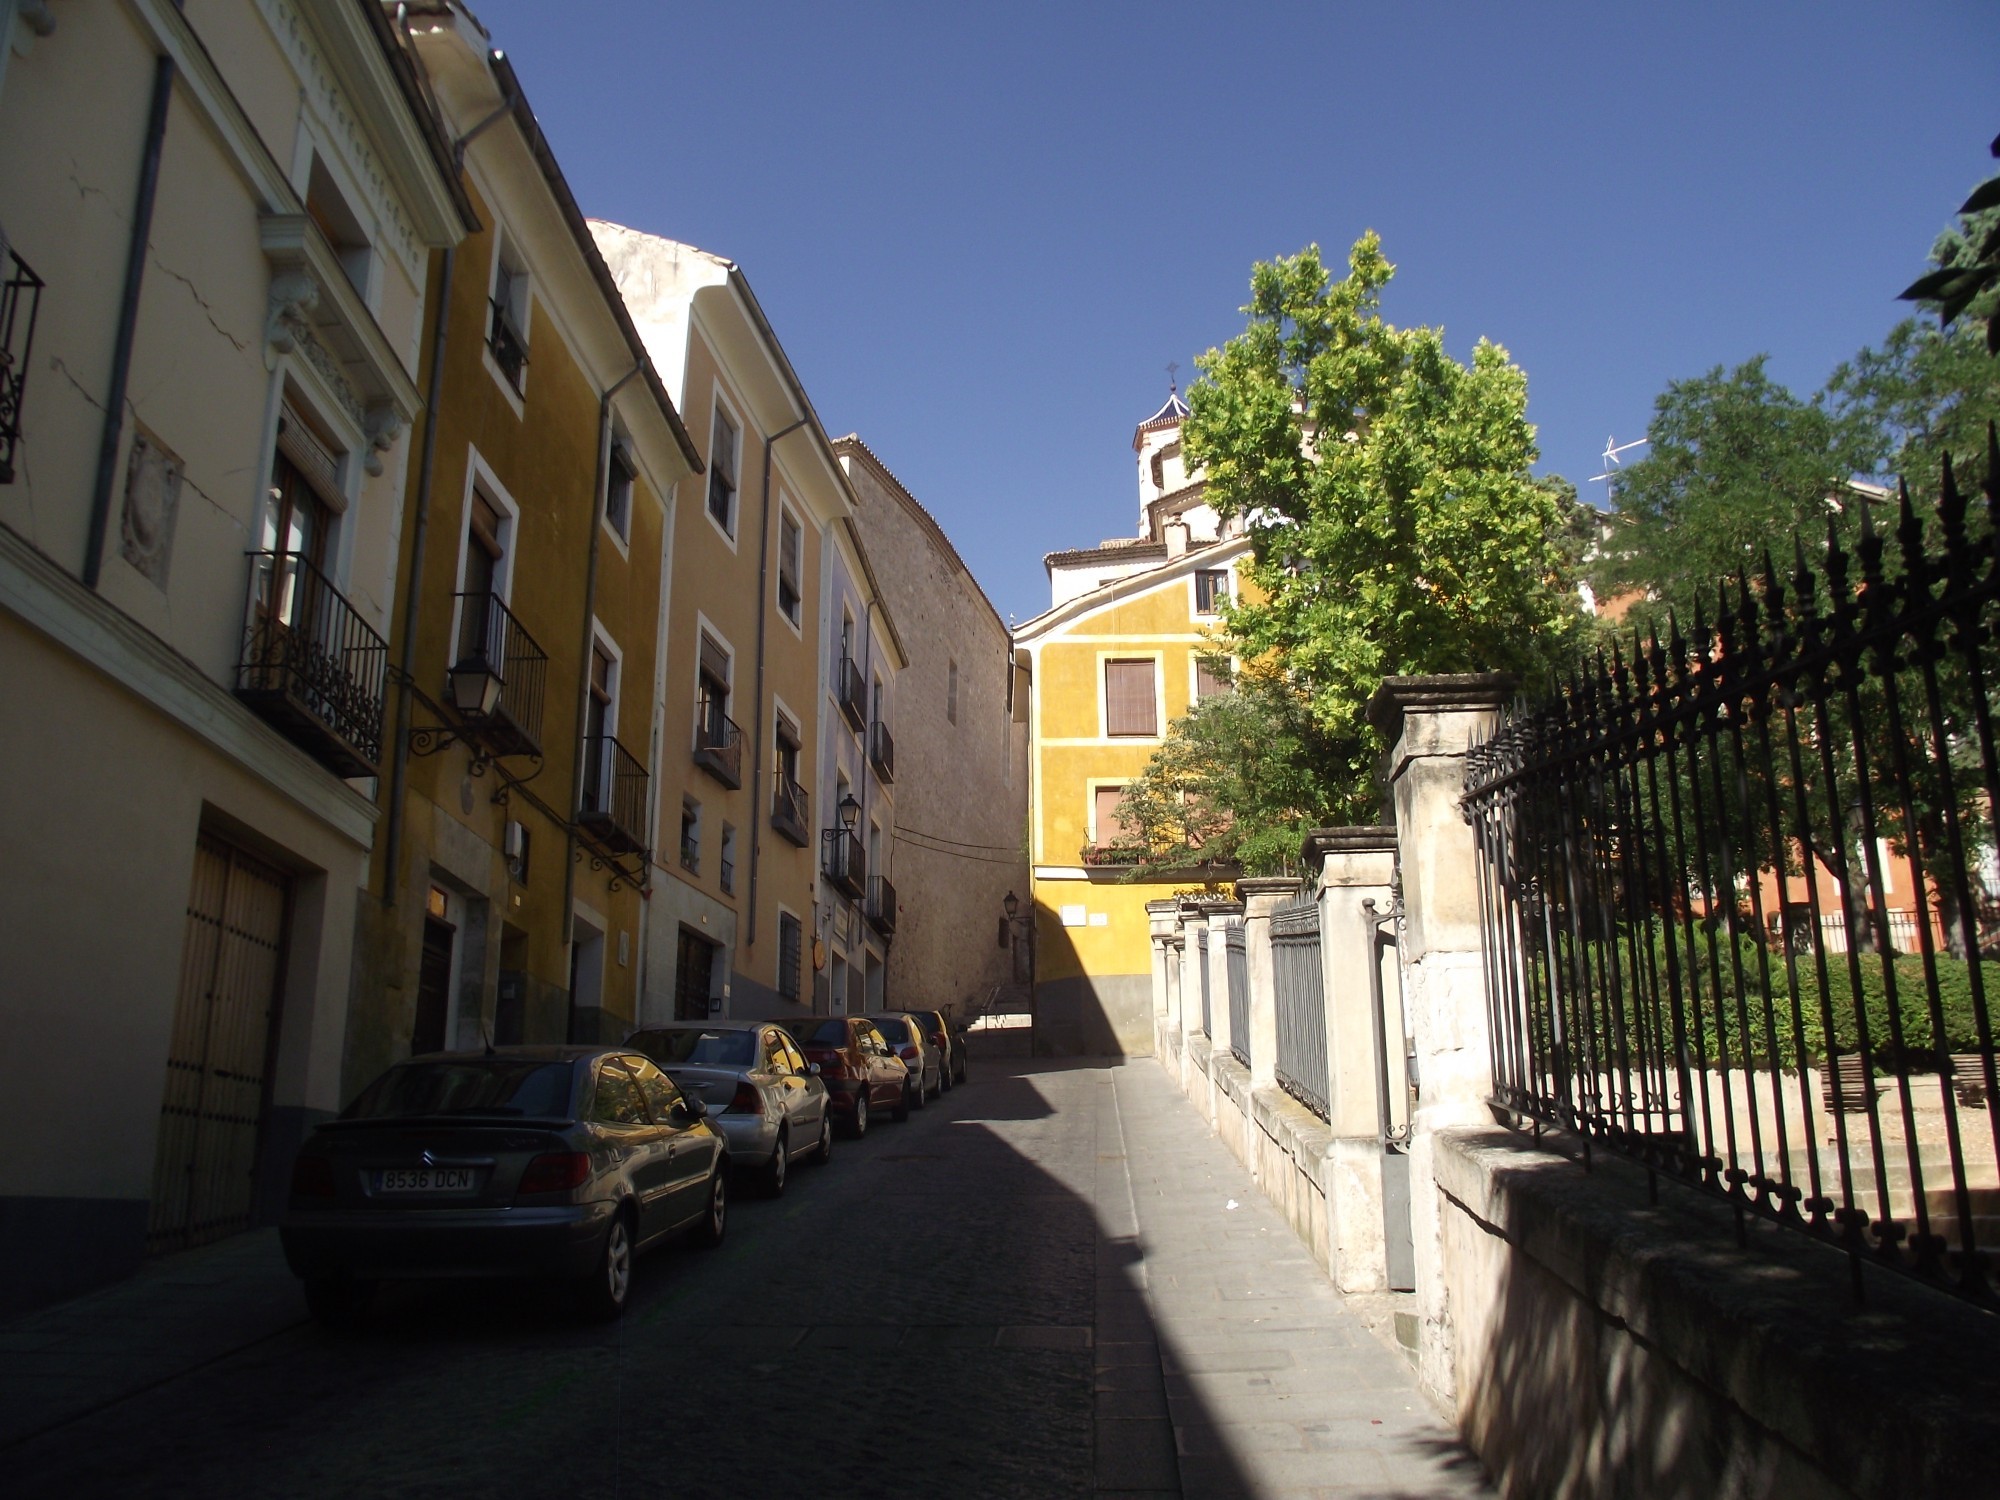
[1227,924,1251,1067]
[1196,927,1211,1036]
[1273,894,1330,1119]
[1465,442,2000,1305]
[237,550,387,776]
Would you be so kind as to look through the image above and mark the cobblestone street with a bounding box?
[4,1059,1486,1498]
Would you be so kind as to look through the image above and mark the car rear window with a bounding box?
[873,1018,910,1043]
[788,1020,849,1047]
[343,1061,575,1121]
[631,1029,756,1067]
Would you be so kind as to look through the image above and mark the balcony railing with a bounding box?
[822,825,866,900]
[836,655,866,730]
[578,733,648,859]
[453,591,548,758]
[692,702,743,788]
[771,773,810,848]
[868,874,897,935]
[488,298,527,393]
[236,551,388,777]
[869,720,895,783]
[1081,843,1142,867]
[1,250,45,484]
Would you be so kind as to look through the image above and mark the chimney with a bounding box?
[1164,520,1190,558]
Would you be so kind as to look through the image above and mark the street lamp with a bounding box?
[837,790,861,831]
[1002,890,1019,919]
[447,651,504,718]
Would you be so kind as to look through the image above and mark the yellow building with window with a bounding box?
[1014,393,1249,1056]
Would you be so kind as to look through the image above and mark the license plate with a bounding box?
[375,1167,477,1193]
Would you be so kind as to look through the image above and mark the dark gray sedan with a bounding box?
[281,1046,727,1324]
[626,1023,832,1196]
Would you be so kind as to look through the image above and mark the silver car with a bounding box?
[626,1024,832,1196]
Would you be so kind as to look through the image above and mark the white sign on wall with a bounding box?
[1089,912,1109,927]
[1060,904,1087,928]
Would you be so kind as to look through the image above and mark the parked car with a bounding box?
[626,1023,832,1195]
[776,1016,910,1135]
[281,1047,727,1325]
[907,1007,968,1086]
[867,1013,942,1107]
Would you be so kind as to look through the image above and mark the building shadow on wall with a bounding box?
[1030,913,1144,1061]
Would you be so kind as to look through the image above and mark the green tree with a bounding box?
[1171,236,1585,826]
[1898,132,2000,355]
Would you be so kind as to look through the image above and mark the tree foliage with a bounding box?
[1130,236,1584,864]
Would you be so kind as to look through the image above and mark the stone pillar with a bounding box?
[1304,826,1401,1293]
[1147,899,1180,1065]
[1203,901,1244,1067]
[1237,877,1301,1093]
[1368,673,1512,1404]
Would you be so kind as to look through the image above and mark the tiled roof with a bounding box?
[1043,541,1168,569]
[1132,388,1191,447]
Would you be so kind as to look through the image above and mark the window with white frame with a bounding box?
[777,911,803,1001]
[777,507,802,624]
[1193,568,1230,615]
[487,233,531,396]
[605,440,635,542]
[680,797,701,872]
[1104,659,1158,737]
[305,153,372,299]
[707,402,739,535]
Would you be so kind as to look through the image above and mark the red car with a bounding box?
[777,1017,910,1136]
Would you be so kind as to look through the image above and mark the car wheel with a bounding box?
[303,1275,374,1330]
[938,1065,952,1096]
[578,1211,633,1321]
[893,1078,913,1121]
[811,1110,834,1166]
[762,1129,789,1198]
[851,1091,870,1138]
[693,1168,727,1248]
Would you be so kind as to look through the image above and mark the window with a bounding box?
[947,659,958,725]
[777,912,803,1002]
[1195,658,1231,699]
[589,1062,646,1125]
[680,798,700,872]
[630,1060,682,1123]
[1194,569,1229,615]
[1105,659,1158,737]
[463,492,504,600]
[775,712,802,788]
[605,441,635,541]
[488,236,530,396]
[777,509,802,624]
[719,824,736,894]
[1094,786,1133,847]
[838,611,855,672]
[582,642,617,812]
[697,631,731,744]
[707,404,738,534]
[306,154,371,297]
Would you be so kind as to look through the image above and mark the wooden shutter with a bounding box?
[779,517,800,594]
[1195,660,1229,699]
[1094,786,1131,846]
[699,632,729,689]
[1104,659,1157,737]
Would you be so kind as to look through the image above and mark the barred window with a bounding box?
[777,912,803,1002]
[1194,569,1229,615]
[1104,659,1158,737]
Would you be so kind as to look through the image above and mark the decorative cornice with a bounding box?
[1300,826,1397,865]
[1364,673,1517,739]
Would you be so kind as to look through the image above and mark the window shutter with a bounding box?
[699,632,729,688]
[1195,660,1229,699]
[1104,660,1157,737]
[1094,787,1131,846]
[779,518,800,591]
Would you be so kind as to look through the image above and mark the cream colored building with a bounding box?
[0,0,467,1310]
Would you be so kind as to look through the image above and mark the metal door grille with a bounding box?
[148,834,288,1255]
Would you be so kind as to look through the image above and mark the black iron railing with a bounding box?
[693,702,743,788]
[454,591,547,757]
[237,551,387,777]
[870,720,895,783]
[869,874,898,934]
[836,655,866,730]
[1465,442,2000,1306]
[1081,844,1142,866]
[1273,895,1330,1119]
[579,733,648,858]
[1,250,45,484]
[822,825,866,900]
[1227,923,1251,1067]
[1196,928,1212,1036]
[488,298,527,393]
[771,773,810,847]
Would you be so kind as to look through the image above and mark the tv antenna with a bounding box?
[1588,434,1649,503]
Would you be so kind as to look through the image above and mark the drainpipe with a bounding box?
[82,53,174,590]
[561,362,644,1042]
[743,416,810,962]
[381,58,514,907]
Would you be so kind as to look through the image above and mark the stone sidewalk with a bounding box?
[1099,1062,1489,1498]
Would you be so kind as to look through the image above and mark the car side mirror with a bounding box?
[679,1095,709,1121]
[805,1062,821,1076]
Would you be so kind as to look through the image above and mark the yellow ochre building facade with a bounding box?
[1015,392,1249,1056]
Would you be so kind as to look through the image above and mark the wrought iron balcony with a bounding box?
[452,591,548,758]
[578,733,648,859]
[868,874,897,935]
[1,250,45,485]
[869,720,895,783]
[236,551,388,777]
[771,773,810,848]
[1081,843,1142,867]
[693,703,743,788]
[822,825,866,901]
[488,298,528,393]
[836,655,866,731]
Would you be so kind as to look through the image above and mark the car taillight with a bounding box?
[931,1032,947,1047]
[517,1152,591,1195]
[729,1082,764,1115]
[899,1045,918,1061]
[812,1050,846,1078]
[291,1155,336,1199]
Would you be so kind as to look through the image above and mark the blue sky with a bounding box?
[470,1,1999,626]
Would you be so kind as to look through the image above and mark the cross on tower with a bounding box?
[1166,361,1179,393]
